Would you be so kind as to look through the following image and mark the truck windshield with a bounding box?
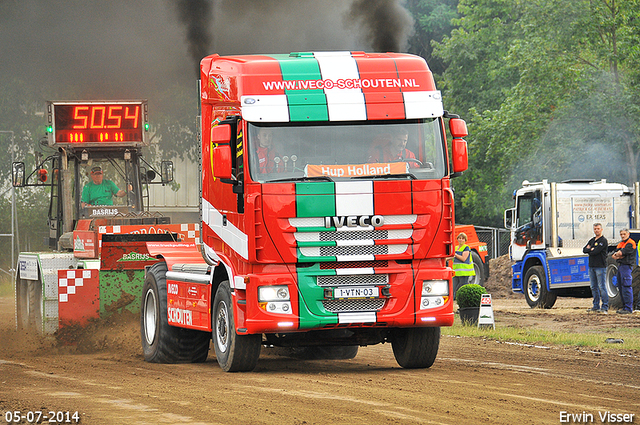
[247,119,447,183]
[78,158,136,214]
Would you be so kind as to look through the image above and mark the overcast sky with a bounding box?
[0,0,412,107]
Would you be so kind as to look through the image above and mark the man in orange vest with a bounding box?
[611,228,635,314]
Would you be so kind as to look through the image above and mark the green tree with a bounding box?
[406,0,459,75]
[432,0,640,226]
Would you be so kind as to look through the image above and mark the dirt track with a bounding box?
[1,294,639,425]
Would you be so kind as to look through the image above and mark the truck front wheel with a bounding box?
[141,262,210,363]
[523,265,557,309]
[213,281,261,372]
[391,327,440,369]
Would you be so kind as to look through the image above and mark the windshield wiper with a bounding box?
[351,173,416,180]
[268,175,334,183]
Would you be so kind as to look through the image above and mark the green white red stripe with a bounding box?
[240,51,443,122]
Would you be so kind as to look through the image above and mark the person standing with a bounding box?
[453,232,476,300]
[611,228,636,314]
[583,223,608,313]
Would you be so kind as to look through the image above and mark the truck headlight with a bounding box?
[420,280,449,310]
[258,285,292,315]
[258,285,290,302]
[422,280,449,296]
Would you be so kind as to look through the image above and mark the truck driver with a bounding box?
[81,166,127,207]
[367,128,418,168]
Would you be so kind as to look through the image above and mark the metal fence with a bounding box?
[474,226,511,260]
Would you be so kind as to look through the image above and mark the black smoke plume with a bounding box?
[348,0,414,52]
[174,0,213,75]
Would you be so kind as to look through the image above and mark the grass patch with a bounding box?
[442,322,640,351]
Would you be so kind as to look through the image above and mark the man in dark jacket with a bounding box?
[583,223,609,313]
[612,228,636,314]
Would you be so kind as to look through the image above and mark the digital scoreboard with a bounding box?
[47,100,149,147]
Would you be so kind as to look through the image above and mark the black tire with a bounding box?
[607,262,640,310]
[16,277,42,333]
[467,251,485,286]
[391,327,440,369]
[213,281,261,372]
[141,262,210,363]
[605,262,622,309]
[523,265,557,309]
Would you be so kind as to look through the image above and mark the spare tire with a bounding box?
[467,251,485,287]
[605,258,622,310]
[607,258,640,310]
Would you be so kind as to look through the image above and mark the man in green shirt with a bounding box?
[81,166,126,207]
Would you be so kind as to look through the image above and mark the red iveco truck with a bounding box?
[141,51,469,371]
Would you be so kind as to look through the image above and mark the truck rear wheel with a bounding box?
[391,327,440,369]
[213,281,261,372]
[141,262,210,363]
[523,265,557,309]
[468,251,485,286]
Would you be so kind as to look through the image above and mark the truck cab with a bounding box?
[139,51,470,372]
[504,179,635,308]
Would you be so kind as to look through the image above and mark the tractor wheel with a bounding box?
[212,281,261,372]
[391,327,440,369]
[523,265,557,309]
[16,277,43,333]
[468,251,485,286]
[141,262,210,363]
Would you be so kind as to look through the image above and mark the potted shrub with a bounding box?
[456,283,486,325]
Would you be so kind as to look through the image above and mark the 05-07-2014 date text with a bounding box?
[3,411,80,424]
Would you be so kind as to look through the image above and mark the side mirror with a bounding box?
[161,161,173,183]
[213,145,232,180]
[211,123,232,145]
[504,208,514,229]
[449,118,468,138]
[12,162,25,187]
[451,138,468,174]
[210,124,233,180]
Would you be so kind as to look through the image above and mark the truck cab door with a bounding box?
[511,189,545,260]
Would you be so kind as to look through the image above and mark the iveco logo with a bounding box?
[324,215,384,228]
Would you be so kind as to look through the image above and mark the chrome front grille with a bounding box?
[317,274,389,287]
[320,230,388,241]
[319,245,389,256]
[322,299,386,313]
[290,215,416,261]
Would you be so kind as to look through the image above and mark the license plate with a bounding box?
[334,286,379,299]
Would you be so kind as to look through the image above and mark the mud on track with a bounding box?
[1,295,639,425]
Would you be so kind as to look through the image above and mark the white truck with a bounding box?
[504,179,640,308]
